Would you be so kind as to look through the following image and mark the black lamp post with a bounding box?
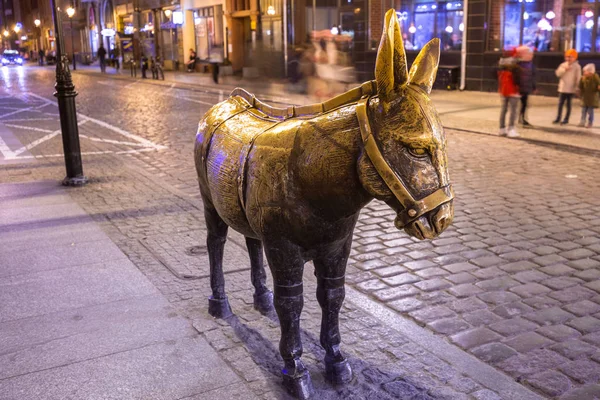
[66,6,76,70]
[50,0,87,186]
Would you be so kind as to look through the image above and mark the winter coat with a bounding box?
[517,60,536,94]
[579,73,600,108]
[556,61,582,93]
[498,57,521,97]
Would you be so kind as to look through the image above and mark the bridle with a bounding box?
[355,89,454,229]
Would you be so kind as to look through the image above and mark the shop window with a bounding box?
[396,1,464,51]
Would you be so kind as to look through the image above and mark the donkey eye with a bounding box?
[408,148,428,158]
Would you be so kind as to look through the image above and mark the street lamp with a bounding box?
[14,24,21,34]
[164,9,172,18]
[50,0,87,186]
[34,19,42,65]
[66,6,76,70]
[2,30,8,37]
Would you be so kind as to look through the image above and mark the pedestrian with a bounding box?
[497,48,521,138]
[111,46,120,72]
[38,48,44,66]
[516,45,536,127]
[141,54,149,79]
[577,63,600,128]
[97,44,107,73]
[553,49,581,125]
[187,49,196,72]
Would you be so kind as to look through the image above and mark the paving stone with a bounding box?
[441,262,477,274]
[533,254,568,266]
[448,283,483,297]
[560,248,596,260]
[471,343,518,364]
[499,250,536,261]
[356,279,389,292]
[403,259,437,270]
[560,384,600,400]
[409,305,455,324]
[492,302,534,318]
[567,316,600,334]
[512,270,550,283]
[470,389,502,400]
[560,360,600,383]
[525,370,572,398]
[471,267,505,279]
[471,256,505,268]
[476,277,520,291]
[539,264,576,276]
[569,258,600,270]
[414,267,448,279]
[537,325,582,342]
[387,297,424,313]
[427,317,471,335]
[504,332,554,353]
[449,297,487,313]
[523,295,562,310]
[414,278,451,292]
[585,280,600,294]
[582,332,600,346]
[355,259,389,271]
[509,282,551,298]
[477,291,521,305]
[550,340,598,359]
[531,246,560,256]
[564,300,600,317]
[463,309,503,326]
[549,287,597,303]
[574,269,600,282]
[489,318,538,337]
[497,349,569,377]
[372,285,420,302]
[450,327,502,350]
[446,272,477,284]
[381,273,420,287]
[524,307,575,326]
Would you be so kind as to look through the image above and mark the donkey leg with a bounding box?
[314,237,353,384]
[264,241,314,400]
[245,237,273,314]
[204,203,232,318]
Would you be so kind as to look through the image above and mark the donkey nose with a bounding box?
[433,202,454,234]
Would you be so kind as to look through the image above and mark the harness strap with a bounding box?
[355,96,453,227]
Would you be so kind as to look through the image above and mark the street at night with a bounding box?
[2,63,600,399]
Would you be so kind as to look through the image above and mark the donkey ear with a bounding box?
[375,9,408,101]
[408,38,440,94]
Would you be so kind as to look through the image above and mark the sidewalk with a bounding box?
[0,180,250,400]
[71,62,600,154]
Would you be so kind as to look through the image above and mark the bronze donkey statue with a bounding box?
[194,9,454,399]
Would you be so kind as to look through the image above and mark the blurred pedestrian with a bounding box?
[97,44,107,73]
[516,46,536,127]
[577,63,600,128]
[553,49,581,125]
[38,48,44,66]
[187,49,196,72]
[111,46,120,72]
[497,49,521,138]
[141,54,149,79]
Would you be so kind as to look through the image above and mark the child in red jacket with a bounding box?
[498,49,521,138]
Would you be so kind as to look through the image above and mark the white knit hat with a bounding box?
[583,63,596,74]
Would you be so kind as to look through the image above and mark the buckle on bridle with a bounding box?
[395,184,454,228]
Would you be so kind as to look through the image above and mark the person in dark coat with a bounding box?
[38,49,44,66]
[578,63,600,128]
[516,46,536,127]
[97,45,107,73]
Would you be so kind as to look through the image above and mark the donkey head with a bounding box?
[359,9,454,240]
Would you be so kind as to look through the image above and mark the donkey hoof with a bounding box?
[282,368,314,399]
[208,296,233,319]
[325,359,352,384]
[253,290,274,314]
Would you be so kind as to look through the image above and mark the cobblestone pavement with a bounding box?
[2,67,600,399]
